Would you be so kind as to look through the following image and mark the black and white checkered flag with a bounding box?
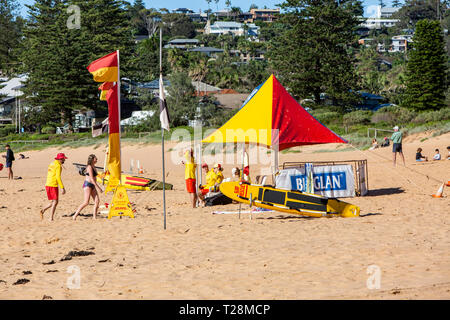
[159,74,170,131]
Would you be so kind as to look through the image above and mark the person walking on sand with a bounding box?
[390,126,405,167]
[40,153,67,221]
[181,149,198,208]
[73,154,104,220]
[3,144,15,180]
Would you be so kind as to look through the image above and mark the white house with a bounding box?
[120,110,155,126]
[204,21,259,37]
[360,6,400,30]
[390,35,413,53]
[360,18,399,30]
[0,74,28,125]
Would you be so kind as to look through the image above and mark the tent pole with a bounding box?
[238,142,245,219]
[271,146,279,184]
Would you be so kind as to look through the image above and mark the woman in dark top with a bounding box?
[73,154,104,220]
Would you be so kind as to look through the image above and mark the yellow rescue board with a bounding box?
[97,172,173,191]
[219,181,360,218]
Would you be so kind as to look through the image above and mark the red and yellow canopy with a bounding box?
[202,74,347,151]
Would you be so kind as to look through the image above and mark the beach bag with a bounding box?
[204,192,233,207]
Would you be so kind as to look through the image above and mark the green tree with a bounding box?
[403,19,447,111]
[166,71,198,127]
[356,47,386,94]
[162,13,196,39]
[268,0,362,108]
[21,0,134,128]
[0,0,23,75]
[130,35,161,82]
[125,0,148,35]
[392,0,440,29]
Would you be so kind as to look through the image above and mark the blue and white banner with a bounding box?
[275,165,355,198]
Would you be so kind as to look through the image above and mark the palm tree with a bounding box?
[225,0,231,18]
[230,7,241,21]
[214,0,219,14]
[205,0,212,19]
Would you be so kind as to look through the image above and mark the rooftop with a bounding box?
[188,47,224,53]
[168,39,199,44]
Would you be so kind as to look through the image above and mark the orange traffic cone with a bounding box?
[432,183,445,198]
[139,165,144,174]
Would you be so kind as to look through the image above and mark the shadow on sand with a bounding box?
[359,212,383,217]
[257,215,312,220]
[256,212,383,220]
[366,187,405,197]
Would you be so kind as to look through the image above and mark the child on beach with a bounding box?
[181,149,197,208]
[40,153,67,221]
[369,138,379,150]
[380,137,390,147]
[73,154,104,220]
[432,149,441,161]
[415,148,428,162]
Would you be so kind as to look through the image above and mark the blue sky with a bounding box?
[16,0,402,18]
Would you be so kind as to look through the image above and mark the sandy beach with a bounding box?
[0,131,449,300]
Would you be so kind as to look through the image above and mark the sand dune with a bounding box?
[0,132,449,299]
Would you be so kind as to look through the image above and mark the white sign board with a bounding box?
[275,165,355,198]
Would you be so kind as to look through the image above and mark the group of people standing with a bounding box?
[39,153,104,221]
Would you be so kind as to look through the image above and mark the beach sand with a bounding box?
[0,132,449,300]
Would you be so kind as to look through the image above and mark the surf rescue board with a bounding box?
[220,181,359,218]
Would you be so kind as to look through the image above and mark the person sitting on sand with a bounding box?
[380,137,390,148]
[369,138,379,150]
[73,154,104,220]
[432,149,441,161]
[415,148,428,162]
[231,167,241,182]
[181,149,197,208]
[40,153,67,221]
[214,163,224,186]
[198,163,219,206]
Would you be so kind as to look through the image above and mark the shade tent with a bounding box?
[202,74,347,151]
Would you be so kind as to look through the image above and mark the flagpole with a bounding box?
[160,27,167,230]
[117,49,122,184]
